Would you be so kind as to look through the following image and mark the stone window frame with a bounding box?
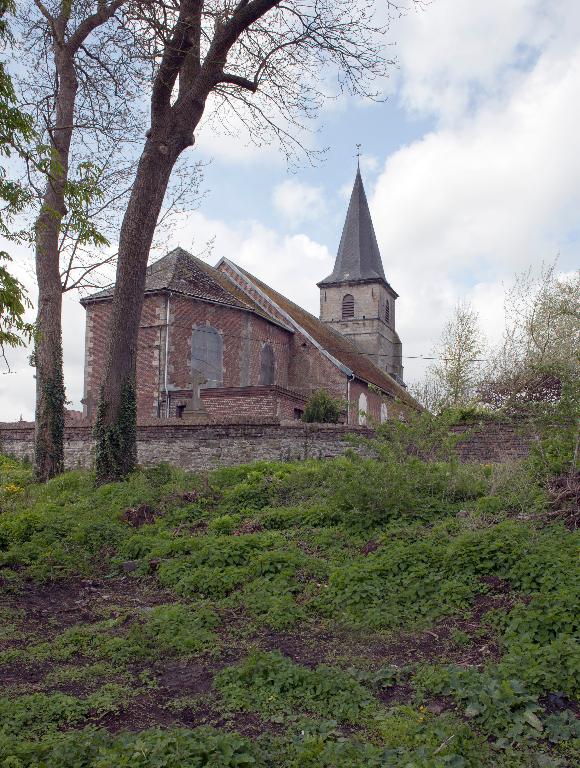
[380,401,388,423]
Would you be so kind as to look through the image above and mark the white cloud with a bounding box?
[370,4,580,383]
[393,0,564,121]
[272,180,326,227]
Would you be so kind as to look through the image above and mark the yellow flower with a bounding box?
[3,483,24,494]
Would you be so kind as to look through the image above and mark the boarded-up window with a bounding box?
[191,325,223,388]
[380,402,388,423]
[385,300,390,324]
[342,294,355,318]
[259,342,275,385]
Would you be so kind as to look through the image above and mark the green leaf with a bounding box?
[523,710,544,731]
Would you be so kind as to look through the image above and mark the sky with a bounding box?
[1,0,579,421]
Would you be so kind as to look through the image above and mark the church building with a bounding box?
[81,169,418,424]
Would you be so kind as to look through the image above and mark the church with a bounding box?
[81,168,419,424]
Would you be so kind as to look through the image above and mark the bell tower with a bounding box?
[318,167,404,383]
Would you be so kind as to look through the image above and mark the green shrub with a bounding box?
[215,651,375,723]
[302,390,343,424]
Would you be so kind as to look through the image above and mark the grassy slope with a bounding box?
[0,441,578,768]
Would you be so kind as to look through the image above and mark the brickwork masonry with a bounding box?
[1,419,537,472]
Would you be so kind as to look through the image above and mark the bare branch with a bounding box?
[219,72,257,91]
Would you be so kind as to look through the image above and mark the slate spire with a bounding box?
[319,167,386,285]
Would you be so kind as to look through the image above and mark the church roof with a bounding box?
[223,260,417,407]
[81,246,416,408]
[81,247,250,309]
[318,168,397,295]
[82,248,294,333]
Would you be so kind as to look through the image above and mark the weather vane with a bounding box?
[355,143,362,166]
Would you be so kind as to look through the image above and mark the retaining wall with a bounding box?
[0,418,536,472]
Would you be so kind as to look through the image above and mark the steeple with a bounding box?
[317,165,404,384]
[318,167,386,286]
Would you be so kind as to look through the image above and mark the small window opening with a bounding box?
[342,294,355,319]
[293,408,304,420]
[176,404,186,419]
[385,300,390,324]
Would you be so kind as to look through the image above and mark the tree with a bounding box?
[96,0,410,482]
[0,0,34,365]
[9,2,205,480]
[414,300,485,413]
[14,0,131,480]
[479,263,579,411]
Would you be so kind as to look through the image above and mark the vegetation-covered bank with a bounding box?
[0,419,578,767]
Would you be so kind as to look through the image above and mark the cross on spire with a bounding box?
[355,143,362,167]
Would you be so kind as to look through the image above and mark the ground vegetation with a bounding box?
[0,411,577,766]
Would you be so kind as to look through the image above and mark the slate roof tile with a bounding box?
[318,168,397,296]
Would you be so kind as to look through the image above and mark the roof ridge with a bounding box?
[229,261,416,407]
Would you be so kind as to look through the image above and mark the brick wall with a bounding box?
[84,296,164,420]
[83,294,294,421]
[0,419,537,473]
[165,295,292,395]
[452,421,539,462]
[168,386,306,421]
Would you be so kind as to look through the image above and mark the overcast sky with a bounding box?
[2,0,579,421]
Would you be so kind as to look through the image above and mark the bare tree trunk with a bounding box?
[33,51,76,482]
[34,209,66,480]
[93,0,389,482]
[94,138,182,481]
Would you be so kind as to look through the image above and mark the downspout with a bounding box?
[346,372,354,425]
[164,293,171,418]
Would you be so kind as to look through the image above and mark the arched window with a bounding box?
[380,402,388,423]
[342,294,355,319]
[191,325,223,388]
[384,300,390,324]
[259,342,275,385]
[358,392,368,425]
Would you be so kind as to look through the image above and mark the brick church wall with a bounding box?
[83,294,294,421]
[83,296,164,421]
[165,295,292,393]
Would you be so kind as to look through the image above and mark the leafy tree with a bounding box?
[413,300,485,413]
[13,0,132,480]
[0,0,34,364]
[480,263,579,412]
[95,0,420,482]
[9,2,206,480]
[302,389,342,424]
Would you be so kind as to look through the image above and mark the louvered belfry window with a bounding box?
[342,294,355,319]
[385,300,390,324]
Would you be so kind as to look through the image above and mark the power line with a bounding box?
[141,321,490,363]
